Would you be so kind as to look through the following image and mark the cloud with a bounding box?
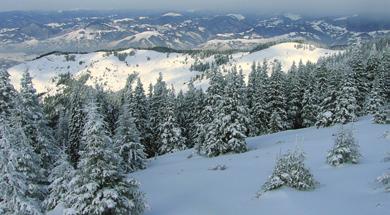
[1,0,389,16]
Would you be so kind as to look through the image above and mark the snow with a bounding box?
[284,13,302,21]
[131,116,390,215]
[162,12,183,17]
[7,42,340,94]
[227,14,246,21]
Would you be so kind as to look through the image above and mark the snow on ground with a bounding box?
[132,116,390,215]
[8,42,341,94]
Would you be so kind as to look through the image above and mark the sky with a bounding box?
[1,0,390,16]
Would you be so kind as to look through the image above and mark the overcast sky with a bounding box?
[1,0,389,16]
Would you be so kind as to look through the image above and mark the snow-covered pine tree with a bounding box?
[262,149,316,192]
[67,85,86,167]
[316,64,341,127]
[327,126,360,166]
[115,102,147,172]
[149,73,169,156]
[19,71,56,169]
[349,47,368,115]
[56,109,69,148]
[195,69,225,156]
[0,69,17,118]
[44,150,74,211]
[333,71,358,124]
[301,63,319,127]
[251,60,270,134]
[216,68,249,155]
[65,101,146,215]
[131,78,153,156]
[286,61,304,129]
[267,60,288,133]
[158,87,187,154]
[0,116,45,215]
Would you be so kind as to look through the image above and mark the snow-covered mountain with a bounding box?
[8,42,341,94]
[48,116,390,215]
[1,10,389,56]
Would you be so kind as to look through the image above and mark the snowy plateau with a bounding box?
[48,116,390,215]
[8,42,340,94]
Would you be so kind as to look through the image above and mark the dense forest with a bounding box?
[0,38,389,214]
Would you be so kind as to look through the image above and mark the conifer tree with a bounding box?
[19,71,56,169]
[333,72,358,124]
[251,60,270,134]
[0,69,17,118]
[65,101,146,215]
[327,126,360,166]
[131,78,153,156]
[0,116,45,215]
[301,64,319,127]
[115,103,147,172]
[267,60,287,133]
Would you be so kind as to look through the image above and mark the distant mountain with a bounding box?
[0,11,389,55]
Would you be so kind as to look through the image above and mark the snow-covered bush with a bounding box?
[262,149,316,192]
[327,126,361,166]
[377,173,390,192]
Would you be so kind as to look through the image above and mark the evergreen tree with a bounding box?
[0,116,45,215]
[301,64,319,127]
[131,78,153,157]
[286,61,304,129]
[114,103,147,172]
[327,126,360,166]
[19,71,56,169]
[195,69,225,155]
[261,149,316,192]
[149,73,169,156]
[267,60,287,133]
[333,72,358,124]
[0,69,17,118]
[44,151,74,211]
[65,101,146,215]
[251,60,270,134]
[316,65,340,127]
[159,87,187,154]
[349,47,368,114]
[67,87,85,168]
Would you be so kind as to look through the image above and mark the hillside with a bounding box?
[129,116,389,215]
[8,42,341,94]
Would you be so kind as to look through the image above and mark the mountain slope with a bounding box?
[131,117,389,215]
[8,42,341,94]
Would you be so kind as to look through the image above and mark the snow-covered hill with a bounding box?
[8,42,341,94]
[130,117,390,215]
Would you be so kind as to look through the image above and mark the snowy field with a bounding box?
[132,116,390,215]
[7,42,340,94]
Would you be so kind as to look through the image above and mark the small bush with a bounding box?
[327,126,361,166]
[262,149,316,192]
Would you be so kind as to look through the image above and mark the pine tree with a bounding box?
[0,116,45,215]
[0,69,17,118]
[67,88,85,168]
[261,149,316,192]
[349,47,368,114]
[316,65,340,127]
[327,126,360,166]
[65,101,146,215]
[131,78,153,157]
[195,69,225,155]
[267,60,287,133]
[217,68,249,154]
[333,72,358,124]
[19,71,56,169]
[44,151,74,211]
[159,88,187,154]
[286,61,304,129]
[251,60,270,134]
[114,103,147,172]
[149,73,169,156]
[301,64,319,127]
